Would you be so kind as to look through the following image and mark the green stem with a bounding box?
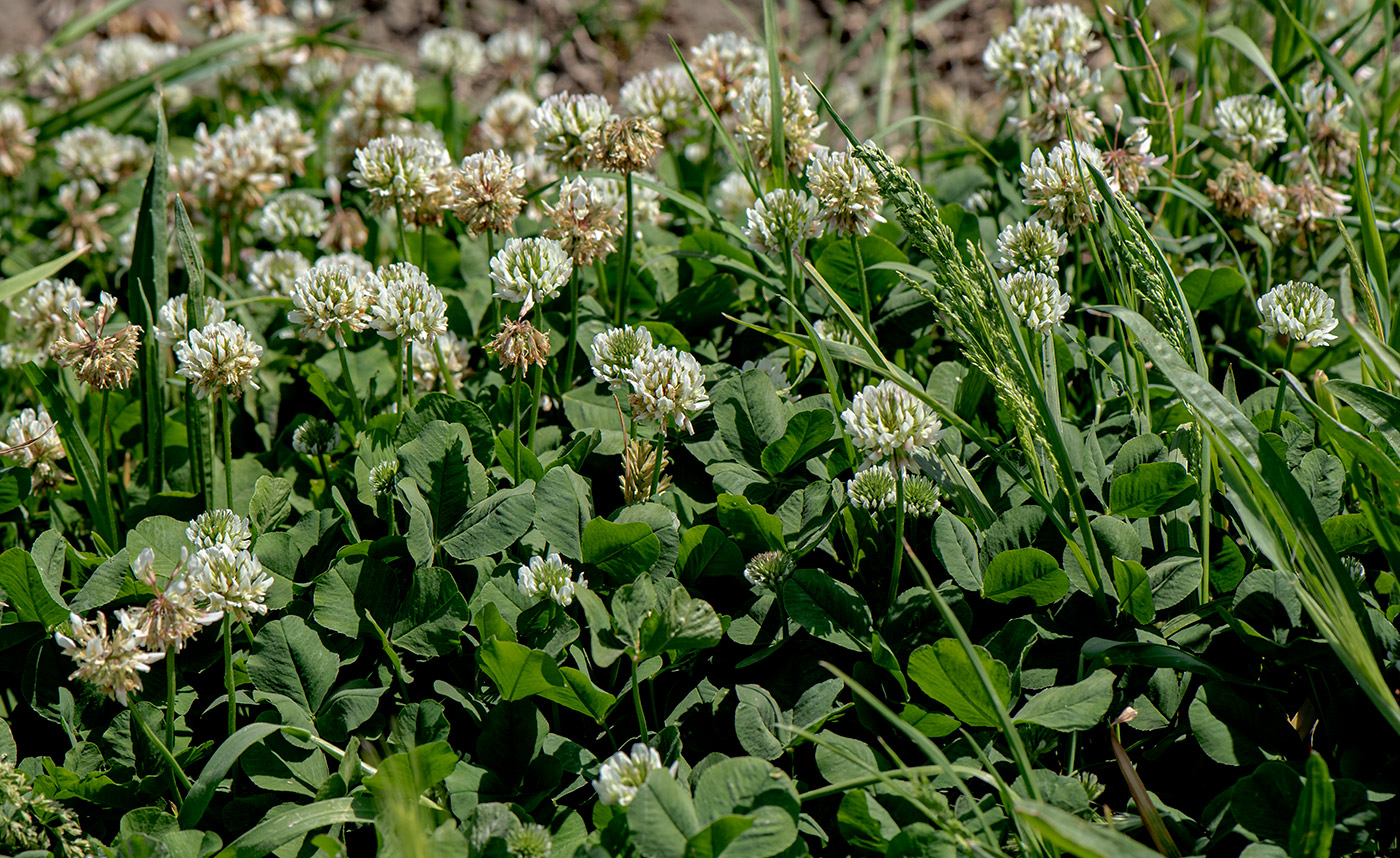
[594,258,612,318]
[527,362,543,453]
[885,465,906,615]
[630,656,649,742]
[433,338,460,398]
[396,340,407,417]
[98,388,112,521]
[615,173,636,326]
[223,614,235,738]
[850,234,874,336]
[219,397,233,512]
[405,340,416,410]
[394,200,411,264]
[318,452,332,503]
[563,269,580,390]
[512,370,523,482]
[336,340,365,430]
[165,650,176,752]
[1270,339,1296,433]
[648,429,666,501]
[905,0,924,183]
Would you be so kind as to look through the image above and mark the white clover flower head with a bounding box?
[249,249,311,297]
[4,406,66,490]
[733,76,826,173]
[517,553,587,607]
[188,544,273,623]
[418,28,485,79]
[1294,79,1357,178]
[0,99,36,178]
[1000,270,1071,333]
[413,331,471,393]
[51,292,143,391]
[584,175,666,230]
[805,148,886,237]
[485,28,550,82]
[743,188,820,256]
[626,346,710,434]
[288,263,371,345]
[847,463,897,511]
[688,32,766,112]
[476,90,538,151]
[94,35,180,84]
[1214,94,1288,161]
[489,236,573,315]
[593,743,678,806]
[995,220,1067,275]
[1020,140,1114,229]
[54,125,151,185]
[174,320,263,400]
[743,550,793,589]
[365,262,448,344]
[814,317,856,346]
[712,171,758,222]
[128,547,222,653]
[258,190,329,243]
[531,92,616,171]
[315,252,375,280]
[505,824,552,858]
[369,460,399,497]
[154,293,228,346]
[1257,280,1339,347]
[982,3,1099,95]
[187,509,253,551]
[293,417,341,456]
[842,380,945,471]
[13,277,88,352]
[348,134,453,214]
[344,61,417,117]
[452,149,526,236]
[903,473,942,518]
[590,325,655,391]
[1102,126,1166,198]
[54,610,163,706]
[620,64,696,134]
[543,176,623,265]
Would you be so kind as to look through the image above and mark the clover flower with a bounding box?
[413,331,471,393]
[1101,126,1166,198]
[50,178,118,252]
[259,190,329,242]
[187,509,253,551]
[842,381,944,471]
[517,553,587,607]
[1286,176,1350,231]
[586,176,666,230]
[1257,280,1338,347]
[489,236,573,315]
[315,251,374,280]
[3,407,66,491]
[814,317,857,345]
[847,464,896,511]
[128,547,222,653]
[293,418,340,456]
[476,90,538,152]
[593,743,677,806]
[713,172,758,222]
[39,54,100,109]
[903,473,942,518]
[187,109,307,210]
[95,33,180,81]
[365,262,448,344]
[734,76,826,174]
[622,434,670,503]
[418,28,485,79]
[505,823,552,858]
[1020,140,1113,230]
[452,150,526,236]
[806,148,886,237]
[188,544,273,623]
[13,277,87,354]
[743,188,820,256]
[1206,160,1285,223]
[154,293,227,346]
[531,92,616,171]
[0,100,35,177]
[349,134,454,222]
[251,106,316,176]
[995,220,1066,275]
[1000,270,1070,333]
[54,610,163,705]
[1214,94,1288,161]
[621,64,697,134]
[248,249,311,297]
[174,320,263,400]
[590,325,654,391]
[543,177,623,265]
[343,61,417,117]
[288,263,371,344]
[1293,80,1357,178]
[983,3,1099,95]
[488,317,551,373]
[485,28,550,83]
[51,292,142,390]
[689,32,765,113]
[590,116,662,174]
[369,460,399,497]
[54,125,150,186]
[1018,51,1104,143]
[625,346,710,434]
[744,551,793,589]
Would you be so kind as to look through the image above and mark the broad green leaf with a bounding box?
[533,465,592,560]
[933,512,981,590]
[477,638,616,720]
[907,639,1012,728]
[1109,462,1197,518]
[249,475,293,535]
[1112,558,1155,624]
[1180,266,1246,311]
[759,409,835,475]
[246,616,339,715]
[213,797,376,858]
[982,547,1069,606]
[390,566,470,658]
[677,525,743,583]
[0,467,30,515]
[441,480,536,561]
[629,771,699,858]
[180,723,283,828]
[715,494,785,553]
[712,370,787,468]
[781,568,871,651]
[1013,669,1115,732]
[582,517,661,583]
[684,816,754,858]
[0,547,68,628]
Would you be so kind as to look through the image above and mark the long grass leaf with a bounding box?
[131,95,169,494]
[0,245,89,306]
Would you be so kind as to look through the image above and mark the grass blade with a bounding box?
[131,94,169,494]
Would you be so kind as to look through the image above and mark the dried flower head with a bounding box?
[188,544,273,623]
[744,550,793,588]
[258,190,329,242]
[995,220,1067,275]
[54,610,163,705]
[1000,270,1071,333]
[0,100,36,177]
[532,92,616,172]
[590,116,662,174]
[248,249,311,297]
[293,417,341,456]
[489,236,573,315]
[51,178,118,252]
[50,292,143,390]
[154,293,227,346]
[365,262,448,344]
[593,743,677,806]
[452,150,526,236]
[288,263,371,344]
[805,148,886,237]
[488,317,551,372]
[689,32,765,113]
[842,380,945,471]
[128,547,222,653]
[1102,126,1166,198]
[1020,140,1114,229]
[1214,94,1288,161]
[543,177,623,265]
[734,76,826,174]
[620,64,697,135]
[625,346,710,434]
[418,28,485,79]
[3,407,66,491]
[622,433,671,503]
[743,188,820,256]
[1286,176,1350,231]
[517,553,587,607]
[591,325,654,391]
[174,320,263,400]
[1257,280,1338,347]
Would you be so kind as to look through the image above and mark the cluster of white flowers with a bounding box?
[983,4,1102,143]
[476,90,538,151]
[743,551,793,588]
[12,277,87,355]
[485,28,550,83]
[805,149,886,237]
[187,543,274,623]
[174,320,264,400]
[625,345,711,434]
[418,28,485,79]
[733,76,826,173]
[293,418,341,456]
[365,262,449,344]
[995,220,1066,275]
[743,188,820,256]
[1021,140,1114,229]
[1257,280,1339,347]
[842,381,945,471]
[258,190,329,242]
[3,406,66,490]
[288,262,372,344]
[1214,94,1288,162]
[592,743,678,806]
[184,106,315,210]
[590,325,654,391]
[620,64,696,135]
[54,610,164,706]
[348,133,454,224]
[688,32,766,113]
[127,547,223,654]
[0,100,35,177]
[517,553,587,606]
[154,293,227,346]
[54,125,150,186]
[94,34,181,82]
[187,509,254,551]
[249,249,312,296]
[452,149,526,236]
[1000,270,1071,333]
[531,92,616,171]
[489,236,573,315]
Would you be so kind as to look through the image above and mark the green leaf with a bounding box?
[1112,558,1156,624]
[23,364,117,550]
[712,370,787,468]
[534,466,593,560]
[477,638,617,721]
[390,566,471,658]
[212,796,376,858]
[0,467,30,514]
[398,420,476,541]
[933,512,981,590]
[715,494,785,554]
[781,568,872,651]
[1180,266,1246,311]
[982,547,1069,607]
[677,525,743,583]
[629,771,699,858]
[0,245,87,306]
[1013,669,1115,732]
[441,480,536,561]
[180,723,284,828]
[907,639,1012,728]
[582,518,661,584]
[1109,461,1197,518]
[130,95,168,494]
[684,816,754,858]
[1290,753,1335,858]
[246,616,339,715]
[759,409,835,475]
[1014,798,1164,858]
[0,547,68,628]
[249,475,293,535]
[496,429,545,484]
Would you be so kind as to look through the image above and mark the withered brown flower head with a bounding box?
[451,149,526,236]
[590,117,662,175]
[488,317,550,373]
[1206,160,1282,222]
[50,292,142,390]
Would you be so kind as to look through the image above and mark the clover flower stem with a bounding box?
[228,214,243,281]
[776,584,790,642]
[97,388,111,512]
[219,397,234,511]
[615,173,636,326]
[405,341,415,409]
[648,429,666,500]
[1270,339,1296,433]
[187,380,211,508]
[512,369,523,482]
[432,338,461,398]
[393,200,411,265]
[885,465,906,616]
[594,258,612,317]
[223,614,236,738]
[527,363,543,453]
[396,340,406,418]
[563,270,580,389]
[165,652,176,752]
[849,234,874,337]
[318,452,332,501]
[630,656,650,743]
